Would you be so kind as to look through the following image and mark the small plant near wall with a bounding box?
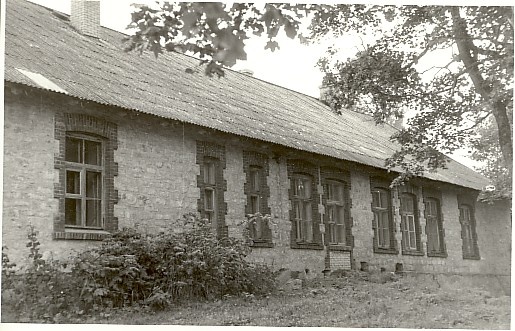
[238,213,276,246]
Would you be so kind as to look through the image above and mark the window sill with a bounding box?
[250,240,274,248]
[427,251,448,258]
[54,229,111,241]
[463,255,481,260]
[402,250,424,256]
[291,242,324,250]
[328,244,352,251]
[373,248,398,255]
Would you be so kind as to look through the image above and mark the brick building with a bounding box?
[3,0,511,283]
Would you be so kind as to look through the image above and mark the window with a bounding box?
[203,158,217,224]
[459,204,479,259]
[292,174,314,242]
[249,167,261,214]
[325,180,346,245]
[64,134,103,229]
[248,166,267,240]
[243,151,272,246]
[400,193,420,252]
[54,114,117,240]
[371,188,393,249]
[196,141,227,238]
[425,198,446,256]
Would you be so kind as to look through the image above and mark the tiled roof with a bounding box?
[4,0,489,190]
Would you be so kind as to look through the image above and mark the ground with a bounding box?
[4,270,508,328]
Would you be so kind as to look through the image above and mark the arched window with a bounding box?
[425,198,445,255]
[292,174,314,243]
[400,193,421,252]
[371,188,392,249]
[325,180,346,245]
[64,133,104,229]
[202,157,218,224]
[459,204,479,258]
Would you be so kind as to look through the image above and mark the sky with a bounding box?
[25,0,504,169]
[27,0,367,98]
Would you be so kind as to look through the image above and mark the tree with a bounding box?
[126,4,513,192]
[125,3,311,76]
[470,114,512,199]
[311,6,513,189]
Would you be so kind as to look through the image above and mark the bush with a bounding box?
[1,215,275,321]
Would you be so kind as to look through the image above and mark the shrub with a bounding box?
[2,214,276,321]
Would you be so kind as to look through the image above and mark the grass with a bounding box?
[2,270,510,328]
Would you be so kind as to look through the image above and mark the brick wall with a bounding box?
[350,170,511,276]
[3,86,510,277]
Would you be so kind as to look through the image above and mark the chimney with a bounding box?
[71,0,100,38]
[319,83,333,105]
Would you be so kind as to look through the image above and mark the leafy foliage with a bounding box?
[471,115,512,201]
[125,3,312,77]
[313,6,513,188]
[1,216,275,322]
[126,3,513,193]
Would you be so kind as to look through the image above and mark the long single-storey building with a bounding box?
[3,0,511,285]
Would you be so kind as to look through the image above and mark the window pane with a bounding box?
[85,140,102,166]
[205,189,214,210]
[336,224,345,244]
[304,220,313,242]
[336,206,345,224]
[372,190,379,208]
[66,170,81,194]
[427,218,439,252]
[250,168,260,192]
[296,217,302,240]
[86,171,101,198]
[65,137,82,163]
[326,184,332,200]
[380,212,390,248]
[205,211,213,222]
[65,198,81,225]
[401,195,414,213]
[327,205,335,223]
[409,232,416,249]
[295,178,304,197]
[328,223,335,243]
[380,191,388,208]
[254,216,263,240]
[408,215,415,231]
[86,200,102,227]
[293,201,300,219]
[304,179,311,198]
[304,202,312,221]
[427,200,438,217]
[250,195,259,214]
[204,162,215,185]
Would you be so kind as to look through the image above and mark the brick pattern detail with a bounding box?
[369,176,398,254]
[71,0,100,38]
[196,141,228,238]
[398,184,424,256]
[329,250,352,270]
[319,166,353,250]
[54,113,118,239]
[458,193,481,260]
[243,151,273,248]
[286,159,323,250]
[423,188,447,258]
[53,231,110,240]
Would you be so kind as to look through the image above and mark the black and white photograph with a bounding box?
[1,0,512,328]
